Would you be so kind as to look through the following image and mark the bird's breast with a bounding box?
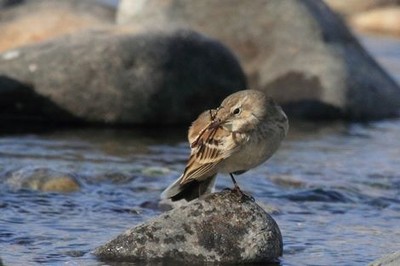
[218,123,284,174]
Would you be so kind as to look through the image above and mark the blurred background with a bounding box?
[0,0,399,265]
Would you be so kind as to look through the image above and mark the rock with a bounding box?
[94,190,282,263]
[324,0,400,16]
[325,1,400,37]
[3,167,80,192]
[0,29,246,125]
[350,7,400,36]
[369,251,400,266]
[117,0,400,120]
[141,166,170,177]
[0,0,115,52]
[0,0,23,9]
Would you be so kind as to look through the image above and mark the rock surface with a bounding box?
[350,7,400,36]
[0,29,246,125]
[324,0,400,15]
[94,190,282,264]
[369,251,400,266]
[325,1,400,36]
[117,0,400,120]
[0,0,23,9]
[3,167,80,192]
[0,0,115,52]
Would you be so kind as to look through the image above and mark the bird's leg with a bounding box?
[229,173,255,202]
[229,173,241,191]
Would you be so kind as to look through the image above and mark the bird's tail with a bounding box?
[161,175,217,202]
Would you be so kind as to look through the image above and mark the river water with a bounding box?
[1,34,400,266]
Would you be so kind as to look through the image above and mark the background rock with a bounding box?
[324,0,400,15]
[95,190,282,264]
[324,0,400,36]
[117,0,400,120]
[0,29,246,125]
[350,7,400,36]
[0,0,115,53]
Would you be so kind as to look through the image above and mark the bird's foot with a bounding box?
[231,185,255,202]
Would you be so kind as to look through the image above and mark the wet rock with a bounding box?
[117,0,400,120]
[0,0,115,52]
[94,190,282,264]
[90,172,135,184]
[4,167,80,192]
[0,29,245,125]
[285,188,353,203]
[369,251,400,266]
[270,174,306,188]
[141,166,170,177]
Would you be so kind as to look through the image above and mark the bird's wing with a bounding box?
[180,125,246,185]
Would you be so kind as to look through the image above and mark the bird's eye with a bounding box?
[233,107,241,115]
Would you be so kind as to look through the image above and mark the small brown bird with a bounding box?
[161,89,288,201]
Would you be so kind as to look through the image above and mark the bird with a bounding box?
[161,89,289,202]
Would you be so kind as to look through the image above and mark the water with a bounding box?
[1,35,400,265]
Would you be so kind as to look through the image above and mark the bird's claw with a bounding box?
[231,185,255,202]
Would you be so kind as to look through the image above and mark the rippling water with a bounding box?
[1,34,400,265]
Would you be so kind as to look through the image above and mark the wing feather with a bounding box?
[180,124,243,184]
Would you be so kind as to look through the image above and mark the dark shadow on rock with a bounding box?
[94,190,282,264]
[266,71,344,119]
[282,100,343,120]
[0,0,24,8]
[0,75,84,126]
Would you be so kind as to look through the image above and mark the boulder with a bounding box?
[94,190,282,264]
[117,0,400,120]
[0,29,246,125]
[3,167,80,193]
[369,251,400,266]
[0,0,115,53]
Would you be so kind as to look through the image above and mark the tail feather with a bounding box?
[161,175,216,202]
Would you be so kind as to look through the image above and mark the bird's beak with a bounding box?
[207,106,224,129]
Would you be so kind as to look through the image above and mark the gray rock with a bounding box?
[0,29,246,125]
[369,251,400,266]
[117,0,400,120]
[0,0,23,8]
[94,190,282,263]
